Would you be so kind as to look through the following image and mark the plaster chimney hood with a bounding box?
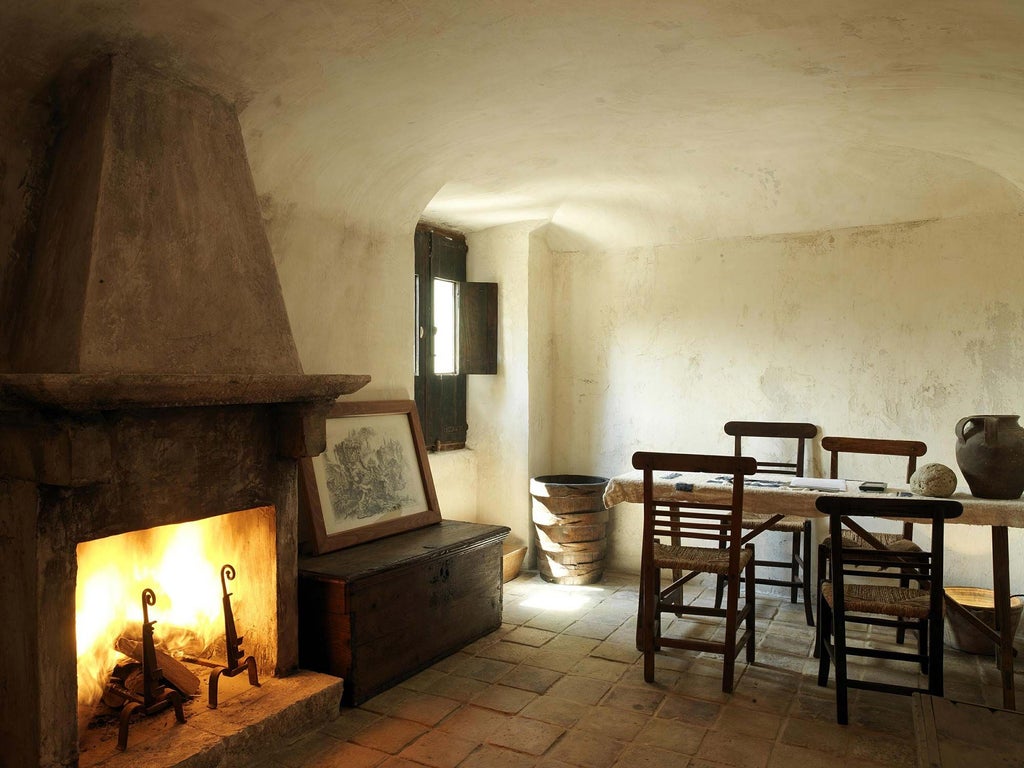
[0,56,365,767]
[0,55,367,414]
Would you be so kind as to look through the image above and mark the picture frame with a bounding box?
[299,399,441,554]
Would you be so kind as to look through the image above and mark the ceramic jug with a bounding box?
[954,415,1024,499]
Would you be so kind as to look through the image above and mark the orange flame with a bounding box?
[75,508,275,708]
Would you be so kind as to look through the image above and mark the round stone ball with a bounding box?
[910,463,958,497]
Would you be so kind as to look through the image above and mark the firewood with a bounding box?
[102,661,143,707]
[114,636,200,696]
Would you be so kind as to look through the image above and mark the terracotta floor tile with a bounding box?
[546,729,625,768]
[612,742,695,768]
[385,692,461,727]
[487,716,565,755]
[272,572,1016,768]
[499,663,564,693]
[505,626,559,647]
[398,729,478,768]
[519,696,592,728]
[349,716,428,754]
[545,675,612,706]
[459,744,540,768]
[471,683,539,714]
[425,673,490,702]
[602,682,666,715]
[436,704,512,741]
[575,705,651,741]
[634,716,706,755]
[694,729,772,768]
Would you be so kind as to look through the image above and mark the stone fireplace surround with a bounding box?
[0,55,371,766]
[0,374,368,767]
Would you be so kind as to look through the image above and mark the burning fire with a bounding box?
[75,508,275,708]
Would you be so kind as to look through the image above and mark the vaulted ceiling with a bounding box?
[3,0,1023,250]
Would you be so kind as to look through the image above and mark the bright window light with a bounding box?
[433,278,456,374]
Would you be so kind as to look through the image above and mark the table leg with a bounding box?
[991,526,1016,710]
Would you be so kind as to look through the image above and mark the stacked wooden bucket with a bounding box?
[530,474,609,585]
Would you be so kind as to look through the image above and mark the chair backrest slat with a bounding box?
[724,421,817,478]
[821,436,927,483]
[633,451,757,555]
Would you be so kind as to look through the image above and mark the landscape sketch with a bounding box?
[314,412,428,533]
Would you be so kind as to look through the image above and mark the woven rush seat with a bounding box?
[821,582,932,619]
[821,531,923,552]
[741,513,806,533]
[654,541,754,575]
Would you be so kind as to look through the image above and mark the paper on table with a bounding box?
[789,477,847,492]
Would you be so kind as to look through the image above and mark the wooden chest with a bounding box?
[298,520,509,706]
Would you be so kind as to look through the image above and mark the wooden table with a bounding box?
[604,470,1024,709]
[912,693,1024,767]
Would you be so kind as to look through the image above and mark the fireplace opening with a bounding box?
[75,506,277,755]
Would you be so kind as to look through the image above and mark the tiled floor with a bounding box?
[260,571,1014,768]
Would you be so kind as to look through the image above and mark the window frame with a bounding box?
[414,224,498,451]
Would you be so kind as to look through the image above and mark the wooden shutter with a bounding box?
[459,281,497,375]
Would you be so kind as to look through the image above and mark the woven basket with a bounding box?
[944,586,1023,655]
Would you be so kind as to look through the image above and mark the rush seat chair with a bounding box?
[633,451,758,693]
[715,421,818,626]
[815,494,962,724]
[816,435,928,647]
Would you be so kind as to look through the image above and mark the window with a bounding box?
[414,224,497,451]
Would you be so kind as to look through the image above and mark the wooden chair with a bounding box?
[714,421,818,626]
[633,450,758,693]
[815,495,963,724]
[815,435,928,647]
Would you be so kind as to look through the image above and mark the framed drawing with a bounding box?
[300,400,441,554]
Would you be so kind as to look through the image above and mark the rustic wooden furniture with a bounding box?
[602,470,1024,710]
[715,421,818,626]
[815,495,962,724]
[817,436,928,644]
[633,451,758,693]
[912,693,1024,767]
[298,520,509,705]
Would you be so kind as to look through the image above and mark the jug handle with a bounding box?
[956,416,985,443]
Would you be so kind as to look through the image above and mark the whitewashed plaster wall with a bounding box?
[261,205,485,522]
[463,221,552,558]
[549,208,1024,592]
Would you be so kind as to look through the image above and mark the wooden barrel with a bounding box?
[530,474,609,585]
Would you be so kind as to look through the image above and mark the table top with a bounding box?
[603,470,1024,528]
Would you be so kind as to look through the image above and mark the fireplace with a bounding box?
[0,55,369,767]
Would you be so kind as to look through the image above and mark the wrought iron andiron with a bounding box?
[116,588,186,751]
[205,563,260,708]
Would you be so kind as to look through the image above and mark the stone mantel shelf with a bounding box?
[0,372,371,412]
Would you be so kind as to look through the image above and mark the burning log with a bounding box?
[115,636,200,697]
[101,660,145,708]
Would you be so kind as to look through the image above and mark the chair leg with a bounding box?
[714,573,726,610]
[813,542,829,658]
[817,589,832,688]
[642,564,658,683]
[831,600,850,725]
[790,530,801,604]
[745,551,756,663]
[919,617,929,675]
[928,614,944,697]
[801,520,814,627]
[722,570,739,693]
[896,568,911,644]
